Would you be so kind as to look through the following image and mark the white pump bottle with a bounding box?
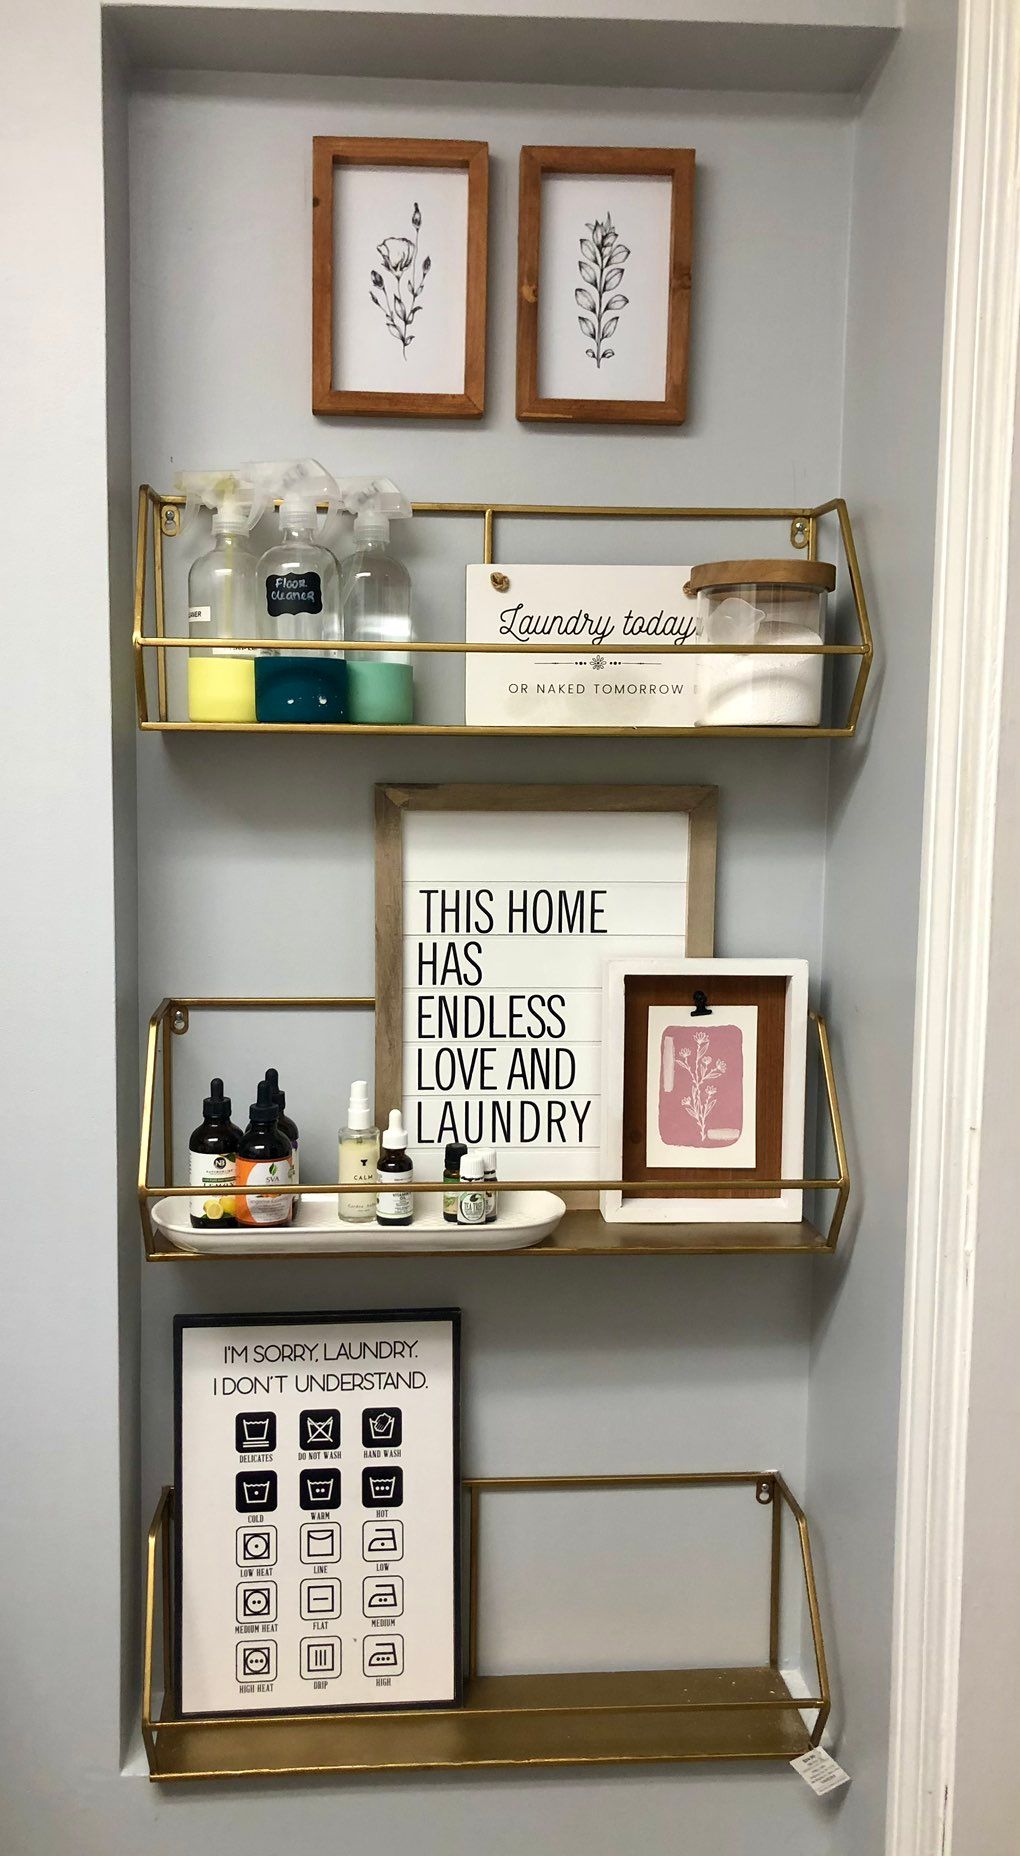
[338,1080,379,1223]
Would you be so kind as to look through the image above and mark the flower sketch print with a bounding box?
[658,1025,745,1150]
[576,213,630,368]
[370,202,432,358]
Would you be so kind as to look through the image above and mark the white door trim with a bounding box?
[886,2,1020,1851]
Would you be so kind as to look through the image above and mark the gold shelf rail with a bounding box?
[143,1471,829,1780]
[138,996,850,1258]
[133,486,873,738]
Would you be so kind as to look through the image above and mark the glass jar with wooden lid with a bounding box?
[686,557,837,727]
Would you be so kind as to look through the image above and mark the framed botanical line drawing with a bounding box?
[516,145,694,425]
[600,958,808,1223]
[374,784,717,1196]
[312,137,488,417]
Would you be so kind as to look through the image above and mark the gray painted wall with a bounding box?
[808,3,958,1850]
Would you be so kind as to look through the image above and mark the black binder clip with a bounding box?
[690,990,712,1017]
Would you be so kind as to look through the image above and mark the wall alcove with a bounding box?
[2,1,959,1850]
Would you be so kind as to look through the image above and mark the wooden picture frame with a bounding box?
[516,145,694,425]
[600,958,809,1224]
[374,784,717,1194]
[312,137,488,418]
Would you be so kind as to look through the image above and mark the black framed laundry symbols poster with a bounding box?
[173,1309,461,1716]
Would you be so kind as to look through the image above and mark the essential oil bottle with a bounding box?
[264,1068,298,1223]
[189,1078,243,1228]
[236,1081,294,1228]
[443,1142,468,1223]
[481,1146,498,1223]
[376,1109,413,1228]
[456,1151,487,1227]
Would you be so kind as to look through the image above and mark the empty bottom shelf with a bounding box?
[147,1667,814,1780]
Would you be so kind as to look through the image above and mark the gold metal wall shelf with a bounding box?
[138,996,850,1258]
[143,1471,829,1781]
[133,486,873,738]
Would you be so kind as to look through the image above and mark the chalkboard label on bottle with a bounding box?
[266,572,323,618]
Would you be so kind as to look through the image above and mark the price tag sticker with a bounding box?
[791,1747,851,1795]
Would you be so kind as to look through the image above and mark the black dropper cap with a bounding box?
[248,1079,280,1127]
[203,1078,232,1121]
[264,1066,286,1110]
[444,1142,468,1171]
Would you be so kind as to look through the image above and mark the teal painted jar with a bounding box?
[255,656,348,723]
[348,659,414,725]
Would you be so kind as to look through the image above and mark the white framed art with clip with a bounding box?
[600,957,809,1223]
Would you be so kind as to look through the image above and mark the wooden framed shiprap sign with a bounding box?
[374,784,717,1195]
[174,1309,461,1717]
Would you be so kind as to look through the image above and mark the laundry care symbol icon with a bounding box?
[362,1518,404,1561]
[363,1634,404,1677]
[362,1465,403,1508]
[236,1641,277,1683]
[236,1580,278,1623]
[236,1411,276,1453]
[300,1636,341,1680]
[236,1525,278,1567]
[300,1409,341,1452]
[300,1467,341,1511]
[299,1576,341,1620]
[362,1407,402,1449]
[299,1522,341,1563]
[235,1469,278,1513]
[363,1575,404,1617]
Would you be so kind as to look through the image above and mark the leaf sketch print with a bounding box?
[675,1032,728,1144]
[370,202,432,358]
[576,212,630,368]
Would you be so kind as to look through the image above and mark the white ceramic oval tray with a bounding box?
[151,1189,566,1255]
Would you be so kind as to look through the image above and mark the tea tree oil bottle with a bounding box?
[456,1150,487,1227]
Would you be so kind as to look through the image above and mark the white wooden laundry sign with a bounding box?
[464,564,700,727]
[400,806,699,1182]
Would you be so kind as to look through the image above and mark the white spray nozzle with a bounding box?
[340,477,412,546]
[345,1080,373,1132]
[174,469,267,539]
[241,458,342,539]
